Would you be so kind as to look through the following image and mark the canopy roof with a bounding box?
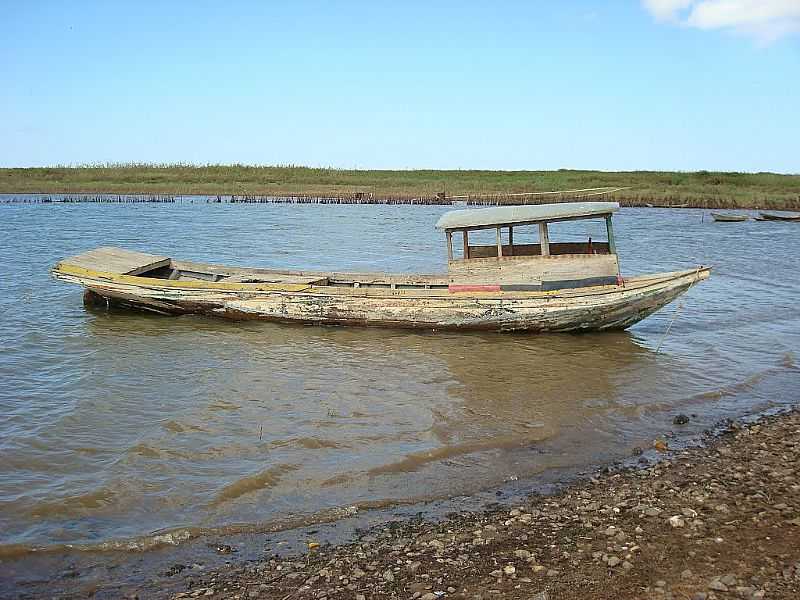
[435,202,620,231]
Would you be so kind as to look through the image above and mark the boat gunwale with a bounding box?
[52,261,711,301]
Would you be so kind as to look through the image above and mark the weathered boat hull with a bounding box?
[710,212,749,222]
[58,265,710,333]
[758,212,800,222]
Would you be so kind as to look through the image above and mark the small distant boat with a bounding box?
[52,202,710,333]
[758,212,800,222]
[711,212,749,222]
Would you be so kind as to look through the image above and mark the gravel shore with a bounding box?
[163,410,800,600]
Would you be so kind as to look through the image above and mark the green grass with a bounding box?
[1,164,798,209]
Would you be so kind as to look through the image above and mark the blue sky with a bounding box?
[1,1,798,172]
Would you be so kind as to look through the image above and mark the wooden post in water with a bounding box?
[539,223,550,256]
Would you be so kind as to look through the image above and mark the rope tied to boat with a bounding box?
[655,265,704,354]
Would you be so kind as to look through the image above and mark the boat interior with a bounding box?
[152,260,452,290]
[57,209,622,292]
[465,241,611,259]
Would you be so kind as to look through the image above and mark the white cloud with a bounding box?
[642,0,800,43]
[643,0,695,22]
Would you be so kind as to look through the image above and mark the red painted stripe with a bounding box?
[448,284,502,293]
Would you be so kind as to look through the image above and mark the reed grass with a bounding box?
[1,164,798,209]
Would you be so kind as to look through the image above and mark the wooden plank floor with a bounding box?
[60,246,171,275]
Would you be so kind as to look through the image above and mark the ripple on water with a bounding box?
[0,203,798,556]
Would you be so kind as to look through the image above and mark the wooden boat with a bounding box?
[711,212,749,222]
[758,212,800,222]
[52,202,710,333]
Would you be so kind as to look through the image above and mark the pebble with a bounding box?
[708,578,729,592]
[653,439,669,452]
[668,515,685,528]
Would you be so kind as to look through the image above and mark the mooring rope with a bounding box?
[655,265,704,354]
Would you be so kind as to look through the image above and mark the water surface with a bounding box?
[0,201,798,561]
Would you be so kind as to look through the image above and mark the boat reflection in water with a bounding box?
[30,308,660,544]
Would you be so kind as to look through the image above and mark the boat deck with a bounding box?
[60,247,171,275]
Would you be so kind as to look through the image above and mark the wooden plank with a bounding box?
[448,254,620,285]
[172,260,448,285]
[466,242,611,259]
[224,273,328,285]
[60,246,170,275]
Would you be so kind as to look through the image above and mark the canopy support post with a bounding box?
[446,231,453,261]
[496,227,503,258]
[605,215,617,254]
[539,223,550,256]
[508,226,514,256]
[463,230,470,259]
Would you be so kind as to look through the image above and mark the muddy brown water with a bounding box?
[0,200,798,595]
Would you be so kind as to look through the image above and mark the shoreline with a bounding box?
[2,192,799,211]
[2,166,799,210]
[159,408,799,600]
[12,407,794,599]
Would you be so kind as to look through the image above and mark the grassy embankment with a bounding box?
[1,165,799,209]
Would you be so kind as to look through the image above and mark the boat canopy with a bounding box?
[435,202,620,231]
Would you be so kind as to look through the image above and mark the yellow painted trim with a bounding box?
[53,263,312,293]
[53,262,706,301]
